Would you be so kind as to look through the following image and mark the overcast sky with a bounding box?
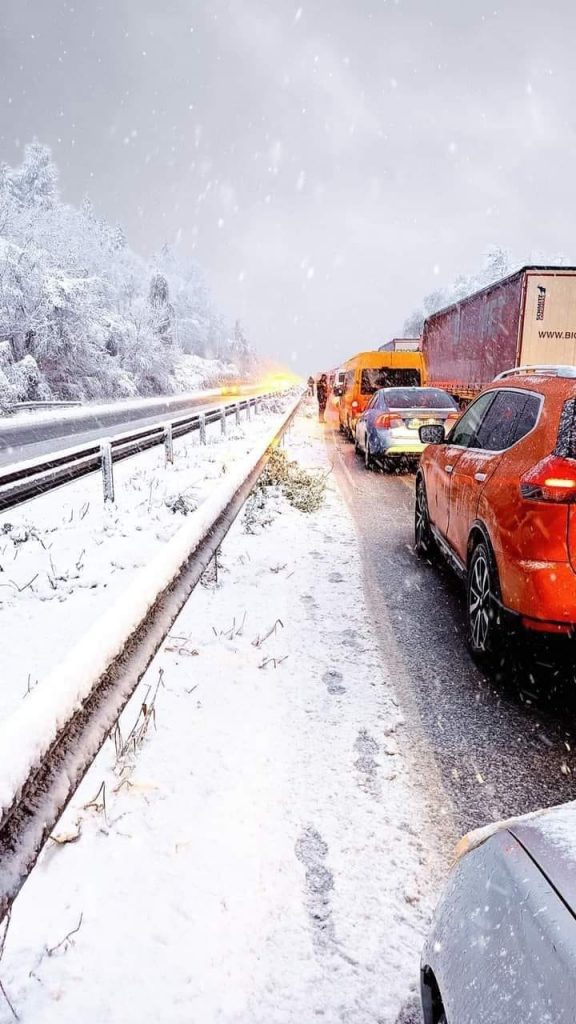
[1,0,576,372]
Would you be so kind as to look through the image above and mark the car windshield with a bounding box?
[360,368,421,394]
[384,388,457,410]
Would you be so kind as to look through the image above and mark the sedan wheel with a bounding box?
[466,542,502,661]
[364,438,373,470]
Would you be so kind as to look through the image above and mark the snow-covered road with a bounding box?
[0,403,444,1024]
[0,390,268,468]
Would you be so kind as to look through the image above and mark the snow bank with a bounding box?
[0,396,300,819]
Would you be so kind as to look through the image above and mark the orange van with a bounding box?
[336,350,424,436]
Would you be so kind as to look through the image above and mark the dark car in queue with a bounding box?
[354,387,459,470]
[421,800,576,1024]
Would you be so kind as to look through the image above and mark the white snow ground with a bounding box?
[0,403,442,1024]
[0,398,288,724]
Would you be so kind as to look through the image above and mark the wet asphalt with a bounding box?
[327,425,576,839]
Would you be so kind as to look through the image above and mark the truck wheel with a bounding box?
[415,479,435,559]
[466,542,502,664]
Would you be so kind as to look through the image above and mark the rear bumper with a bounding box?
[500,560,576,633]
[370,429,424,456]
[384,444,425,456]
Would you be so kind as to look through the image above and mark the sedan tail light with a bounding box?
[520,455,576,503]
[445,412,460,427]
[374,413,403,429]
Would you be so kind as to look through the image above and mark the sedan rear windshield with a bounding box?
[360,368,421,394]
[383,388,457,410]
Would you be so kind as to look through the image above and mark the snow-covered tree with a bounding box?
[7,141,59,209]
[229,320,256,373]
[404,247,515,336]
[0,142,257,406]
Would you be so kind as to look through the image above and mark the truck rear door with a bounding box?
[520,271,576,367]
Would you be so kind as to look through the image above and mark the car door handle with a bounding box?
[474,472,487,483]
[444,464,453,474]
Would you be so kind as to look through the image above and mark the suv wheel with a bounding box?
[415,478,435,558]
[467,542,502,661]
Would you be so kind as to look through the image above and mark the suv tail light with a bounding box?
[520,398,576,502]
[520,455,576,503]
[374,413,403,429]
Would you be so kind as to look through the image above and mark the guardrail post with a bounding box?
[220,407,227,436]
[100,442,115,503]
[246,400,251,423]
[163,423,174,465]
[254,397,259,416]
[235,402,241,426]
[199,413,207,445]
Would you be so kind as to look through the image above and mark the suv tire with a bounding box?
[466,541,502,663]
[415,478,435,559]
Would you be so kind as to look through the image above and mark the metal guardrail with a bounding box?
[0,393,275,512]
[0,392,302,922]
[3,400,83,415]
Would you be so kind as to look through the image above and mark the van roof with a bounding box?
[339,350,424,369]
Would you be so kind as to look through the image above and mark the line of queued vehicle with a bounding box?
[327,359,576,1024]
[332,359,576,657]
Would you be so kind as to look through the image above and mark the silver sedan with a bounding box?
[354,387,459,469]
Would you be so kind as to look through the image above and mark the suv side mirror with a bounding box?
[419,424,445,445]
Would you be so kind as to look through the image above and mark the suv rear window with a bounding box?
[472,391,540,451]
[360,368,421,394]
[384,388,456,410]
[555,398,576,457]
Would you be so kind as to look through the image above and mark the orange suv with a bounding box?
[415,367,576,660]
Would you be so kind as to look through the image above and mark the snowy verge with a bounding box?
[0,396,300,818]
[0,398,292,725]
[1,401,442,1024]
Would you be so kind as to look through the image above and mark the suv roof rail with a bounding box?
[494,365,576,380]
